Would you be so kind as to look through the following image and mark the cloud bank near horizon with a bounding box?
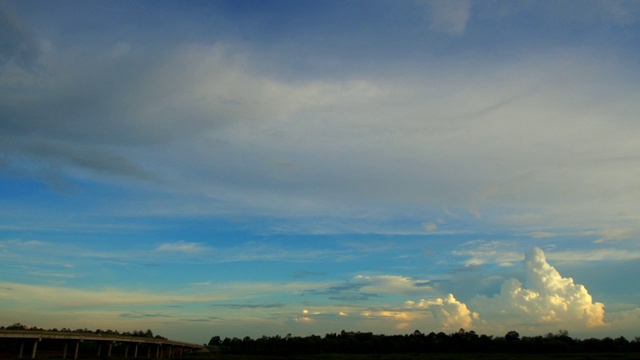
[0,247,615,338]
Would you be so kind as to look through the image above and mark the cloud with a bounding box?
[355,295,474,332]
[443,208,460,219]
[528,231,555,238]
[559,0,640,26]
[303,281,378,302]
[210,303,284,309]
[13,139,155,185]
[546,248,640,263]
[453,240,523,267]
[156,241,212,254]
[425,0,472,35]
[0,1,41,67]
[292,270,327,279]
[0,281,215,308]
[0,239,47,250]
[120,312,173,319]
[471,247,605,333]
[601,0,640,25]
[423,222,438,232]
[3,36,640,234]
[594,226,638,243]
[304,274,434,302]
[606,307,640,334]
[355,274,433,296]
[0,279,325,329]
[406,293,476,330]
[25,271,75,279]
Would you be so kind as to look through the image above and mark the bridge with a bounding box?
[0,330,207,359]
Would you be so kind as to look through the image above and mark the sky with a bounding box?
[1,0,640,345]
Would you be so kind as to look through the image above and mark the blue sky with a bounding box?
[2,0,640,344]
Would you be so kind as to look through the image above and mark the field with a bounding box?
[182,353,639,360]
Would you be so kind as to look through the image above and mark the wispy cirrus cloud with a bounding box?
[301,274,436,302]
[546,247,640,263]
[120,312,173,319]
[355,275,433,296]
[527,231,556,239]
[0,279,324,313]
[423,0,472,36]
[0,239,47,250]
[156,241,212,254]
[302,281,378,302]
[593,226,639,243]
[210,303,284,310]
[453,240,523,267]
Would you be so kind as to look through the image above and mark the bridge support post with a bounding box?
[30,339,40,359]
[74,341,81,360]
[97,344,102,357]
[18,342,24,359]
[147,345,151,358]
[108,342,113,357]
[63,343,68,359]
[155,345,160,359]
[125,345,129,358]
[134,343,139,358]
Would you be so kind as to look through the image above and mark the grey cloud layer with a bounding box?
[0,1,40,67]
[2,6,640,236]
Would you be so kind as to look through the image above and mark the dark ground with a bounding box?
[172,353,638,360]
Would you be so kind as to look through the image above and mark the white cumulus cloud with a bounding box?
[471,247,605,333]
[406,293,476,330]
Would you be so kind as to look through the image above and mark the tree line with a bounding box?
[0,323,166,340]
[209,329,640,355]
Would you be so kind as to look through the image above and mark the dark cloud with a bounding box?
[0,0,41,67]
[0,58,210,147]
[0,136,154,192]
[0,43,222,191]
[24,140,153,180]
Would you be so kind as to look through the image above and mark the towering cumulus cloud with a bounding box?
[471,247,605,333]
